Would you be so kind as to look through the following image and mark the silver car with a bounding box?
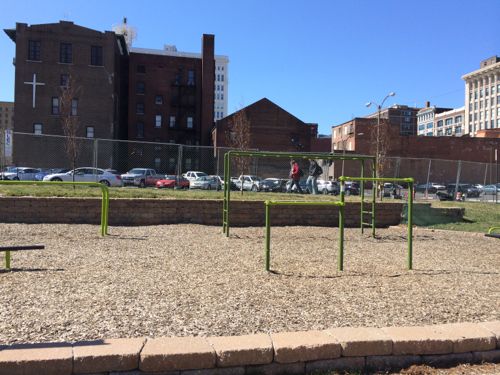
[0,167,41,181]
[189,175,220,190]
[43,167,122,187]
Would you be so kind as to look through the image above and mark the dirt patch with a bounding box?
[0,224,498,345]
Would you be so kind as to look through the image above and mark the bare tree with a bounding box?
[370,118,392,197]
[60,74,82,183]
[225,109,251,193]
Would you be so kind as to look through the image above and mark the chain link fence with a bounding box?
[3,132,499,202]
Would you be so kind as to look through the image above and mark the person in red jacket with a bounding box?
[288,159,303,193]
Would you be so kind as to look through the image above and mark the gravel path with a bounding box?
[0,223,499,345]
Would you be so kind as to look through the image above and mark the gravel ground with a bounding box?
[0,223,499,345]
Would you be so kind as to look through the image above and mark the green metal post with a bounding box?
[338,203,344,271]
[226,152,231,237]
[223,152,228,233]
[408,180,414,270]
[265,201,271,271]
[5,250,10,269]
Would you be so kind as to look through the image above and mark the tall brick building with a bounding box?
[4,21,216,169]
[127,35,215,146]
[4,21,129,166]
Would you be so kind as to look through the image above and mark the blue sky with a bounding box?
[1,0,499,135]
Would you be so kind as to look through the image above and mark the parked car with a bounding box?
[260,178,288,193]
[383,183,403,198]
[35,168,70,181]
[482,184,499,194]
[343,181,360,196]
[317,179,340,195]
[215,176,238,191]
[0,167,41,181]
[182,171,208,181]
[43,167,122,187]
[286,179,310,193]
[235,175,262,192]
[189,175,220,190]
[437,184,481,201]
[156,175,190,189]
[121,168,164,188]
[415,182,446,194]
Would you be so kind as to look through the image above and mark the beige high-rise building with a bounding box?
[462,56,500,136]
[0,101,14,166]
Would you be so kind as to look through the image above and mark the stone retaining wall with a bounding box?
[0,321,498,374]
[0,197,405,227]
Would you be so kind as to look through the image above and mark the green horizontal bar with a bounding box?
[362,211,373,215]
[339,176,414,183]
[265,200,345,207]
[227,150,375,161]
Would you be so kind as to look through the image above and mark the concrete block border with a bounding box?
[0,321,498,375]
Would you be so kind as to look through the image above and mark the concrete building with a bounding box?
[0,101,14,166]
[462,56,500,136]
[416,103,453,136]
[135,44,229,122]
[433,107,465,137]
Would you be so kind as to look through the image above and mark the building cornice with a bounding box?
[461,62,500,80]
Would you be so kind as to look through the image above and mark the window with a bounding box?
[154,158,161,170]
[437,120,443,127]
[51,97,60,115]
[454,116,462,123]
[136,122,144,138]
[187,70,195,86]
[136,82,145,94]
[437,130,443,136]
[155,115,162,128]
[426,122,433,129]
[187,116,193,129]
[86,126,94,138]
[71,99,78,116]
[455,127,462,134]
[169,116,176,128]
[445,128,452,135]
[137,65,146,73]
[155,95,163,105]
[221,74,224,81]
[136,103,144,115]
[28,40,41,61]
[33,123,42,135]
[60,74,69,87]
[445,118,453,126]
[60,43,72,64]
[90,46,103,66]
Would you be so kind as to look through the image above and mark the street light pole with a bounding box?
[366,92,396,179]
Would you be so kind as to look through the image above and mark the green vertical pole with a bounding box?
[338,203,344,271]
[5,250,11,269]
[372,159,376,237]
[265,201,271,271]
[360,160,365,234]
[408,180,413,270]
[100,187,106,236]
[223,152,228,233]
[104,187,109,235]
[226,153,231,237]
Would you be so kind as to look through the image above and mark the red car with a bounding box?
[156,175,190,189]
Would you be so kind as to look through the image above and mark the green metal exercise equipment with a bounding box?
[485,227,500,239]
[264,200,345,272]
[0,180,110,236]
[339,176,414,270]
[222,150,376,237]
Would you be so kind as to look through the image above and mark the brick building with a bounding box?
[212,98,327,152]
[127,35,215,146]
[366,104,420,136]
[4,21,217,170]
[4,21,128,167]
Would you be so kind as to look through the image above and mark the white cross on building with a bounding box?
[24,73,45,108]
